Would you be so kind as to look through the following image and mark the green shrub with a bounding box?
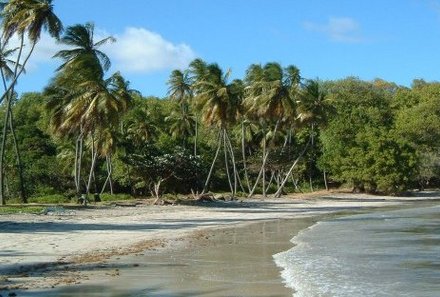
[28,194,70,204]
[0,206,45,214]
[99,193,134,202]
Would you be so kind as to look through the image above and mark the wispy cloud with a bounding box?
[303,17,365,43]
[103,27,196,74]
[5,26,196,74]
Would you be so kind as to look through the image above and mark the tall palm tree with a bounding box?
[0,0,62,103]
[189,59,241,195]
[0,40,26,203]
[297,79,330,191]
[0,0,62,204]
[244,63,299,197]
[167,69,195,150]
[53,22,114,75]
[47,23,124,197]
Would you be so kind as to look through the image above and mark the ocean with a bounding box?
[273,203,440,297]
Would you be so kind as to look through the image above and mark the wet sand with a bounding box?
[2,191,437,296]
[40,217,319,297]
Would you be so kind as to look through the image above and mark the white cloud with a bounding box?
[104,27,196,73]
[6,32,62,72]
[304,17,364,43]
[6,27,196,74]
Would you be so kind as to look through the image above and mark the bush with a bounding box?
[99,193,134,202]
[28,194,70,204]
[0,206,45,214]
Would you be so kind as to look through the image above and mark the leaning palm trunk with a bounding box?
[262,129,267,197]
[241,121,251,192]
[224,130,238,196]
[223,130,234,194]
[225,132,244,195]
[308,123,315,192]
[274,138,312,198]
[0,69,26,203]
[201,130,222,194]
[86,149,98,195]
[101,155,114,194]
[8,108,26,202]
[0,99,10,205]
[0,36,37,204]
[194,116,198,156]
[74,130,85,196]
[247,151,270,198]
[86,134,98,195]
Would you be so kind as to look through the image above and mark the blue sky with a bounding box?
[13,0,440,97]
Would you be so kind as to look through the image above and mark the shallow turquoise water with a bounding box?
[274,203,440,297]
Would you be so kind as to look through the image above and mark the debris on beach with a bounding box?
[40,206,76,216]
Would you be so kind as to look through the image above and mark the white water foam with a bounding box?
[273,205,440,297]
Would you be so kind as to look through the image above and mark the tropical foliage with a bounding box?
[0,1,439,206]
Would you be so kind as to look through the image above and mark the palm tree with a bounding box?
[189,59,241,195]
[0,0,62,204]
[53,22,114,75]
[166,69,195,150]
[0,0,62,103]
[47,23,126,198]
[244,63,299,197]
[297,79,330,191]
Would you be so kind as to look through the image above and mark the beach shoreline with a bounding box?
[1,191,437,296]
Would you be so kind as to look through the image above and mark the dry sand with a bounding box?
[0,191,437,296]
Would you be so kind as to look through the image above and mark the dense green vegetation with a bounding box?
[0,1,439,205]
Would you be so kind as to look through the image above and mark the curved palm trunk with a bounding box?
[86,132,98,195]
[247,151,269,198]
[74,130,85,196]
[0,35,29,204]
[0,38,36,105]
[1,67,26,203]
[241,121,251,192]
[194,116,198,156]
[308,123,315,192]
[223,130,234,194]
[8,108,26,202]
[274,138,312,198]
[225,131,244,195]
[201,130,222,194]
[0,98,10,205]
[262,127,267,198]
[101,154,114,194]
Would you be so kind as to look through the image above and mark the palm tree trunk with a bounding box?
[8,108,26,203]
[309,123,315,192]
[224,131,238,196]
[0,96,11,205]
[100,154,114,194]
[248,151,270,198]
[0,68,26,203]
[223,129,234,194]
[86,150,98,195]
[262,126,267,198]
[0,38,37,105]
[201,130,222,194]
[194,116,198,156]
[75,131,84,196]
[274,138,312,198]
[241,121,251,192]
[323,170,329,191]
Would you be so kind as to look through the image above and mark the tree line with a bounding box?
[0,1,439,205]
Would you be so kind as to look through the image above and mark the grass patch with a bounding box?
[0,205,45,214]
[99,193,134,202]
[28,194,71,204]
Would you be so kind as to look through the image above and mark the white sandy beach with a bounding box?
[0,191,437,295]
